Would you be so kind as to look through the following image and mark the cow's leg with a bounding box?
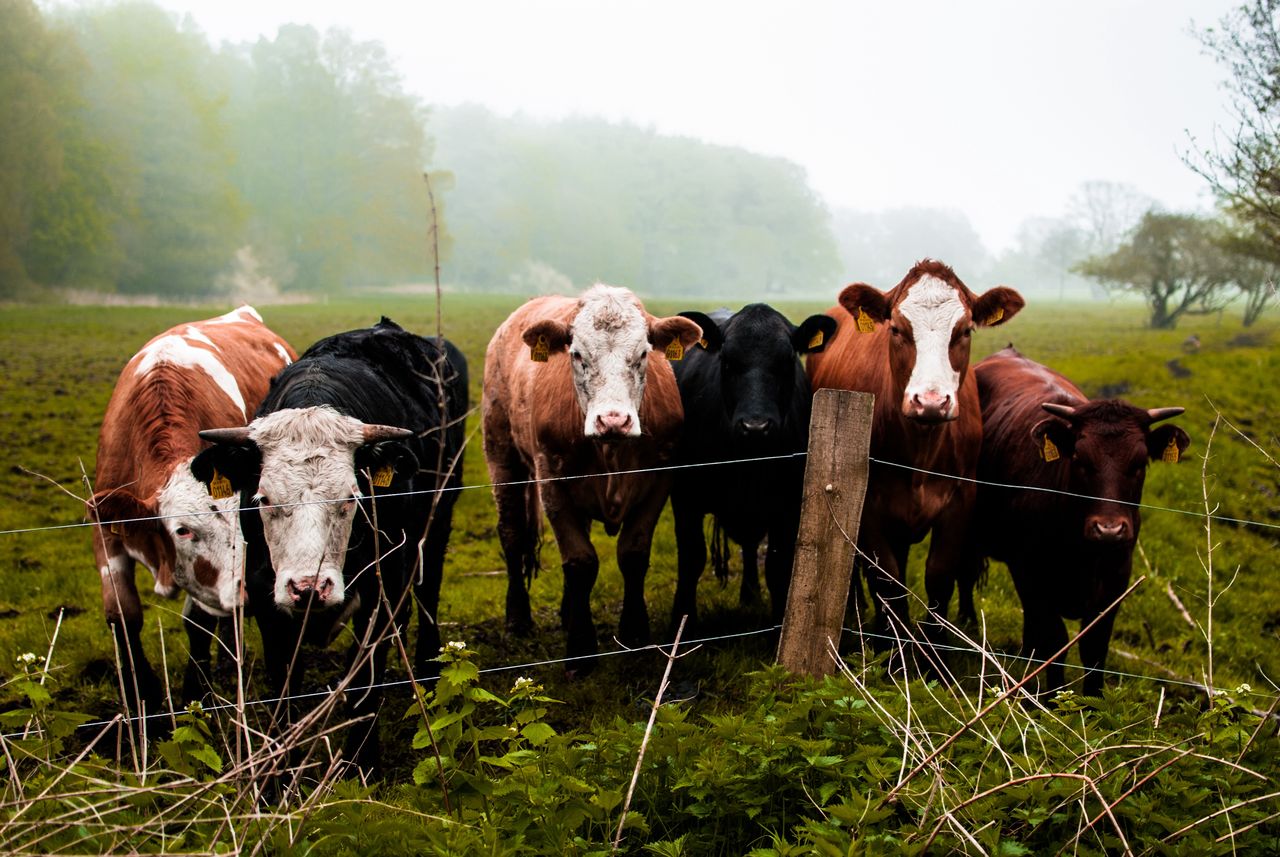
[1010,565,1068,696]
[616,478,671,648]
[861,530,911,652]
[740,540,761,608]
[343,580,399,777]
[181,596,221,702]
[1076,608,1119,698]
[96,533,162,719]
[486,434,537,636]
[541,480,600,669]
[670,491,706,631]
[413,495,457,678]
[926,485,980,630]
[764,519,798,626]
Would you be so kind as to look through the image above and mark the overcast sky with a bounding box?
[153,0,1238,252]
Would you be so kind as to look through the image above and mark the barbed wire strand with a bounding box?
[4,449,1279,538]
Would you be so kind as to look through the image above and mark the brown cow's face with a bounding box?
[840,262,1022,423]
[1033,402,1191,545]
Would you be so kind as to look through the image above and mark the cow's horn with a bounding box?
[1040,403,1077,420]
[1146,407,1185,424]
[362,424,415,443]
[199,427,254,445]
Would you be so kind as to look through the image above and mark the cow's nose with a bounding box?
[1087,518,1130,543]
[735,417,775,438]
[908,392,954,422]
[595,411,633,435]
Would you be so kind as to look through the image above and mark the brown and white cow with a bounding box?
[483,284,702,667]
[961,346,1190,696]
[88,306,296,715]
[807,259,1023,651]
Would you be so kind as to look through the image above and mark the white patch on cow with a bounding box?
[210,305,263,324]
[898,275,967,414]
[135,335,248,419]
[157,463,242,615]
[569,284,650,437]
[183,326,219,350]
[248,406,366,610]
[274,343,292,365]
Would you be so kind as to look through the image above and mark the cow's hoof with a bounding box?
[505,616,535,637]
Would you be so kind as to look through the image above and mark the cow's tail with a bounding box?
[709,517,731,585]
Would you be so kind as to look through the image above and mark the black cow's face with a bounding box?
[684,305,836,450]
[1032,401,1190,545]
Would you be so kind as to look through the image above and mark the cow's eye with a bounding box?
[890,326,901,337]
[175,526,194,540]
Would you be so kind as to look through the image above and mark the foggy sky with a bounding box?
[147,0,1236,252]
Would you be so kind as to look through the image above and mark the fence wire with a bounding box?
[4,448,1279,538]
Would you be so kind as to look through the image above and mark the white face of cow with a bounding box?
[897,275,968,422]
[248,407,367,611]
[569,286,651,438]
[158,466,242,615]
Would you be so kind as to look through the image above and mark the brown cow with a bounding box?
[962,346,1190,696]
[88,306,296,716]
[807,259,1024,652]
[483,284,701,667]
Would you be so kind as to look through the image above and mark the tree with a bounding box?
[1217,226,1280,325]
[1067,180,1155,257]
[1076,211,1240,328]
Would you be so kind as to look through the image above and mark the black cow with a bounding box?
[670,305,837,628]
[960,346,1190,697]
[192,318,467,772]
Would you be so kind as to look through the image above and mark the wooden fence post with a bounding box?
[776,388,874,677]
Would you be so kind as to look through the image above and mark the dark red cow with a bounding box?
[482,284,702,667]
[807,259,1024,648]
[963,346,1190,696]
[89,306,296,715]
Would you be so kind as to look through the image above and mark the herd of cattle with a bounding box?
[86,260,1190,770]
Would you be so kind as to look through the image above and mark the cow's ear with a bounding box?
[191,444,261,498]
[837,283,890,324]
[649,314,703,353]
[521,320,572,355]
[678,311,723,352]
[1030,417,1075,462]
[793,314,839,353]
[972,287,1025,327]
[87,489,156,534]
[1147,423,1191,464]
[356,441,420,488]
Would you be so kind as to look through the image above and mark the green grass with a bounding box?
[0,294,1277,753]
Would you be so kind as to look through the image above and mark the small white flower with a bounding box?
[1213,688,1228,697]
[445,640,467,652]
[513,676,534,692]
[1236,683,1252,695]
[15,652,41,666]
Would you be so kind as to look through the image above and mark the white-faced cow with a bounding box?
[483,284,702,668]
[960,346,1190,696]
[669,305,837,627]
[806,259,1024,651]
[89,306,296,717]
[192,319,467,773]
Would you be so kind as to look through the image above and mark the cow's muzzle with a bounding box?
[1085,516,1132,544]
[285,574,338,608]
[905,392,956,423]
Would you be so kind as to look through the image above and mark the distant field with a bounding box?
[0,294,1277,755]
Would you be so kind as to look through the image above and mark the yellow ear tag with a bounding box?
[985,307,1004,325]
[1162,436,1180,463]
[808,329,824,349]
[698,338,708,349]
[665,340,684,361]
[530,335,549,362]
[371,465,394,488]
[855,308,876,334]
[208,469,233,500]
[1042,436,1060,462]
[110,522,123,536]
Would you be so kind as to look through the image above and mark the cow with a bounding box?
[482,284,702,668]
[88,306,296,719]
[961,346,1190,697]
[668,304,837,628]
[806,259,1024,654]
[192,318,467,773]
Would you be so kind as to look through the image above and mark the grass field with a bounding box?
[0,292,1278,769]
